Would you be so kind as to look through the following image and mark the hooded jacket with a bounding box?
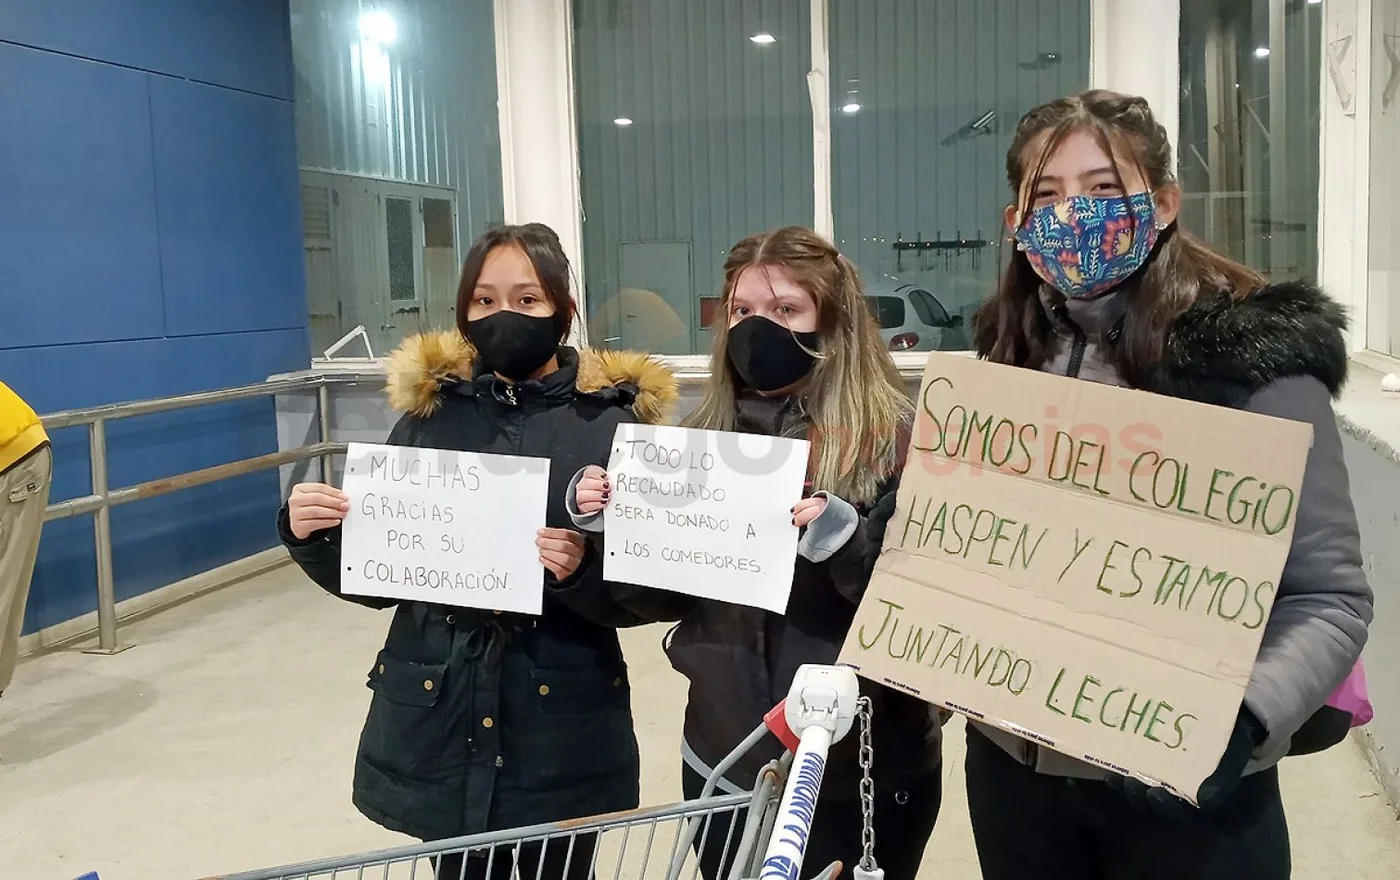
[277,331,677,842]
[975,281,1373,780]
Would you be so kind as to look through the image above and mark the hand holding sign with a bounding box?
[537,527,586,580]
[790,496,827,528]
[575,465,611,514]
[287,482,351,539]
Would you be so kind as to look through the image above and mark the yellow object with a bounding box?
[0,381,47,475]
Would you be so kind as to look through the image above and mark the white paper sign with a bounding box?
[602,424,811,613]
[340,442,551,614]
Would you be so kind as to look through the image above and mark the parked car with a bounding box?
[864,282,964,351]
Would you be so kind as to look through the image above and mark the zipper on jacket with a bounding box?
[1053,303,1088,378]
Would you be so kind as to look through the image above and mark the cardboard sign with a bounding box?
[340,442,551,614]
[837,353,1313,801]
[602,424,810,613]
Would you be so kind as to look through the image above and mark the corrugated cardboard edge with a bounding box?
[840,658,1199,804]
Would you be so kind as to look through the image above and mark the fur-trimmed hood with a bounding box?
[1148,281,1350,407]
[384,330,679,424]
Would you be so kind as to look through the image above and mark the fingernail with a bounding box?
[791,518,797,526]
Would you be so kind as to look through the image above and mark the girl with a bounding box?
[279,223,677,880]
[966,90,1373,879]
[572,226,942,879]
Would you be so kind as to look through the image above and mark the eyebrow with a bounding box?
[475,280,543,290]
[1034,166,1118,186]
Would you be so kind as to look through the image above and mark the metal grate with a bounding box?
[301,185,332,240]
[386,197,416,301]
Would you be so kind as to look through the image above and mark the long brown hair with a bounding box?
[973,90,1264,387]
[684,226,911,504]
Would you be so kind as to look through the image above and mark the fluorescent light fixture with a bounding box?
[614,117,634,126]
[750,32,777,44]
[1254,45,1271,58]
[358,10,397,44]
[841,102,862,114]
[1307,0,1322,5]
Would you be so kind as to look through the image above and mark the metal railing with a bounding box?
[40,375,371,654]
[32,355,905,655]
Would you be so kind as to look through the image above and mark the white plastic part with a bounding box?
[852,868,886,880]
[783,663,861,744]
[1381,372,1400,393]
[758,666,862,880]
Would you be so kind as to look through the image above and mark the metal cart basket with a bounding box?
[204,665,881,880]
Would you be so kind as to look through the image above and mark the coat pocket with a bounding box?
[502,666,638,791]
[359,650,450,782]
[529,666,630,715]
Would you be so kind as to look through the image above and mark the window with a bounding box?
[829,0,1092,353]
[907,288,953,328]
[1367,1,1400,357]
[385,197,416,302]
[1179,0,1322,283]
[573,0,814,356]
[289,0,502,355]
[866,295,906,328]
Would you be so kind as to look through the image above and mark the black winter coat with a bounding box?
[653,393,942,800]
[278,332,677,842]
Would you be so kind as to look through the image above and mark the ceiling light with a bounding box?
[750,33,777,45]
[1307,0,1322,5]
[1254,45,1271,58]
[614,117,634,126]
[841,102,862,114]
[358,10,397,44]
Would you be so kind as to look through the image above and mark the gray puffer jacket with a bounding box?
[975,281,1373,779]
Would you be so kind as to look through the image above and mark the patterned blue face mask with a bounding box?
[1014,192,1164,299]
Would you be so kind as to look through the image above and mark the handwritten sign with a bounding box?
[602,424,810,613]
[837,353,1313,801]
[340,442,551,614]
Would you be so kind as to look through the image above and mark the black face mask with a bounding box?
[464,311,561,381]
[726,316,820,392]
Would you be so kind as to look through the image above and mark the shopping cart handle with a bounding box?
[764,699,801,752]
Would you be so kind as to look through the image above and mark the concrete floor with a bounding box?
[1,563,1397,880]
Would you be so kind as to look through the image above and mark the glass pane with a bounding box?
[866,295,907,328]
[907,288,952,327]
[386,197,416,302]
[423,197,455,249]
[290,0,502,354]
[1179,0,1322,282]
[830,0,1091,354]
[575,0,814,355]
[1368,2,1400,356]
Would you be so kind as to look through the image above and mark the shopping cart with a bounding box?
[204,664,885,880]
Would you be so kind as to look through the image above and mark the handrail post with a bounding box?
[316,382,335,484]
[85,418,131,655]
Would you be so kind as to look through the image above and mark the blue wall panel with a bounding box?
[0,1,309,637]
[0,0,292,99]
[0,43,164,349]
[151,79,307,336]
[2,328,308,633]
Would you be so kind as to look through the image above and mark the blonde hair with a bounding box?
[684,226,912,504]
